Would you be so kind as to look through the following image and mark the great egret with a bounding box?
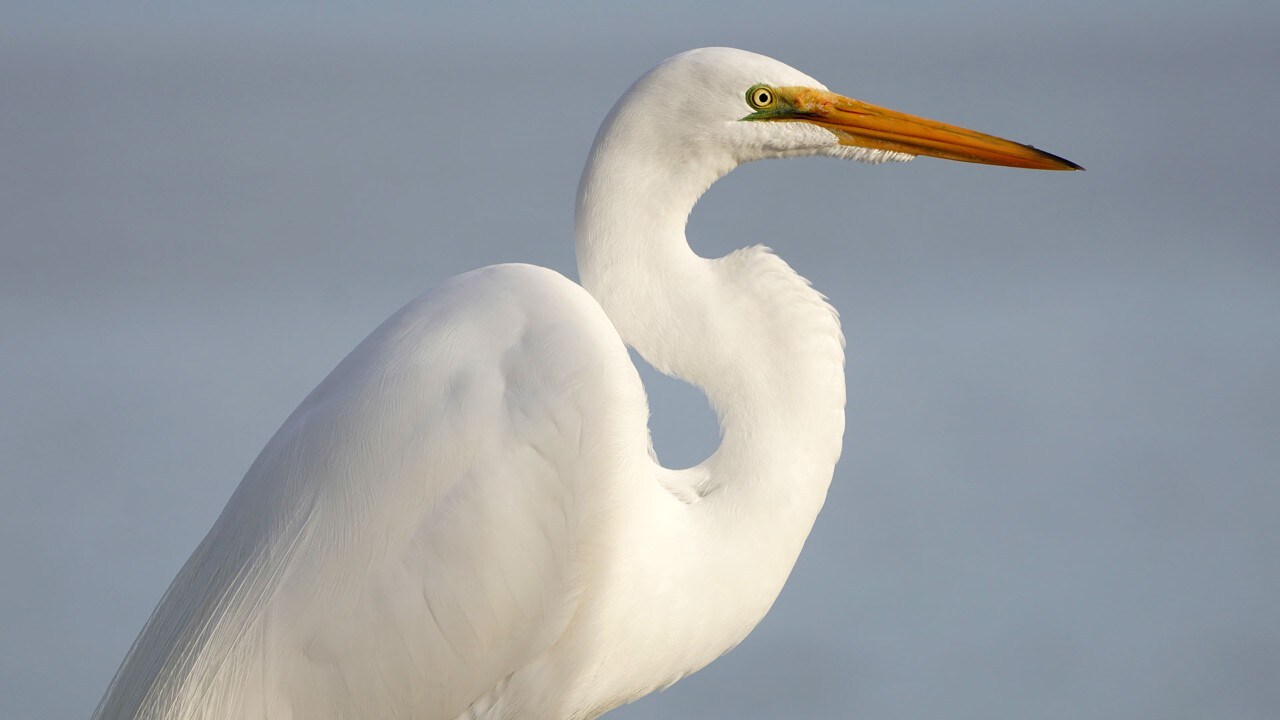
[94,47,1079,720]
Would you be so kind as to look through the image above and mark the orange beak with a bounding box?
[773,87,1082,171]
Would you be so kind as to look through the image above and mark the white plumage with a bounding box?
[95,47,1077,720]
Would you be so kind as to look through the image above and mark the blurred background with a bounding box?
[2,2,1277,718]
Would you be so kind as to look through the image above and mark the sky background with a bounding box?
[2,2,1278,718]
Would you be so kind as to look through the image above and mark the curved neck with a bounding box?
[574,115,846,517]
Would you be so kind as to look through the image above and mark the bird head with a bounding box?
[613,47,1080,171]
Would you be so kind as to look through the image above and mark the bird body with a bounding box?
[95,48,1076,720]
[99,257,840,719]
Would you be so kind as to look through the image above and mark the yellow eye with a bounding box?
[747,85,775,110]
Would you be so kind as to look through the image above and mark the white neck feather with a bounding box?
[574,99,845,536]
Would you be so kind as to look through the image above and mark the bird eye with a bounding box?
[747,85,775,110]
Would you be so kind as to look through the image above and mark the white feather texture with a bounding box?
[95,47,864,720]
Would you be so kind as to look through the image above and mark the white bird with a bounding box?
[94,47,1079,720]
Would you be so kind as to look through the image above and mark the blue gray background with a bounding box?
[3,2,1278,718]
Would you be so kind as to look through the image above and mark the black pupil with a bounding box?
[756,91,769,105]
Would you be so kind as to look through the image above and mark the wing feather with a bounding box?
[94,264,637,720]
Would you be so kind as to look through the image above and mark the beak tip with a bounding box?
[1031,145,1084,171]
